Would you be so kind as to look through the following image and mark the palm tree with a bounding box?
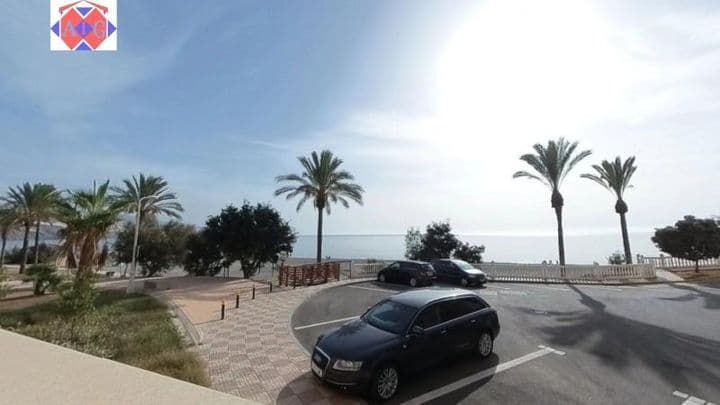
[112,174,183,292]
[581,156,638,264]
[30,184,62,264]
[513,138,592,265]
[57,181,122,278]
[274,150,364,263]
[1,183,59,273]
[0,206,18,270]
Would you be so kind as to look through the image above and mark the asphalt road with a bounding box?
[291,280,720,405]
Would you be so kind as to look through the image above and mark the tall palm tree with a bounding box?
[1,183,59,273]
[0,206,18,270]
[58,181,122,278]
[30,184,62,264]
[274,150,365,263]
[112,174,183,292]
[581,156,638,264]
[513,138,592,265]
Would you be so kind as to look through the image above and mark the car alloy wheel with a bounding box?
[379,274,386,282]
[376,366,399,400]
[409,277,417,287]
[477,331,493,358]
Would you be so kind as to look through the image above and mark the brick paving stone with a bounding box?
[188,279,369,404]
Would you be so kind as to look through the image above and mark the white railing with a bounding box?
[471,262,656,281]
[637,255,720,270]
[348,262,388,279]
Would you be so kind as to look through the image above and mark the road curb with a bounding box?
[152,292,204,346]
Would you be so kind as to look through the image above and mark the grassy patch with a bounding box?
[0,290,209,386]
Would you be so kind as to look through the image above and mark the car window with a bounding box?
[436,298,486,322]
[389,262,400,270]
[413,304,442,329]
[362,299,416,335]
[454,297,487,315]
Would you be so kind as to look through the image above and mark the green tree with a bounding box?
[513,138,592,265]
[453,242,485,263]
[582,156,638,264]
[112,174,183,291]
[2,183,61,273]
[205,203,296,278]
[652,216,720,272]
[274,150,364,263]
[183,232,223,277]
[57,181,122,278]
[113,220,195,277]
[404,221,480,262]
[0,206,18,269]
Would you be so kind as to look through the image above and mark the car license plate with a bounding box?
[311,361,323,377]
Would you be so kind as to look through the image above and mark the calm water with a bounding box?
[290,232,660,264]
[6,232,660,265]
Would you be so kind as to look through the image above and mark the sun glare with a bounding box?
[435,0,628,144]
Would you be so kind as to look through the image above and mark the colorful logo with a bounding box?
[50,0,117,51]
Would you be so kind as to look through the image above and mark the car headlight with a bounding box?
[332,359,363,371]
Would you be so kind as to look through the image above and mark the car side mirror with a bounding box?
[411,325,425,336]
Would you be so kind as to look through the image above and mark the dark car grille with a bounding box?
[325,368,360,384]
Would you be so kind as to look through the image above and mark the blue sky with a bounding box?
[1,0,719,236]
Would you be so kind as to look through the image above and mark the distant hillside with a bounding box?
[5,223,63,241]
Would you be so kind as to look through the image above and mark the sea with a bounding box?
[5,232,660,265]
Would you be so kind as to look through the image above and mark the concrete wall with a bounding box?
[0,329,256,405]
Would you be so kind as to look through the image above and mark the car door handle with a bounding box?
[470,319,477,324]
[440,330,447,335]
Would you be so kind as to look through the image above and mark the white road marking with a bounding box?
[674,391,690,399]
[577,285,625,292]
[486,284,512,290]
[293,316,359,330]
[400,346,564,405]
[511,283,570,291]
[347,285,396,293]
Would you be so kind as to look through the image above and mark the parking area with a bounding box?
[291,280,720,404]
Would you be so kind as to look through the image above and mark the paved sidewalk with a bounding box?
[194,279,367,405]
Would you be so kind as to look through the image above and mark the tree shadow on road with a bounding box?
[659,283,720,310]
[516,284,720,392]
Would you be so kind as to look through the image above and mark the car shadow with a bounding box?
[386,353,500,404]
[515,284,720,392]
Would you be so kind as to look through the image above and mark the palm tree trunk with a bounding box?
[0,233,6,269]
[128,210,141,293]
[19,222,30,274]
[316,208,323,263]
[619,212,632,264]
[554,207,566,266]
[34,220,41,264]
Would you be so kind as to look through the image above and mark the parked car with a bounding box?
[311,289,500,401]
[431,259,487,287]
[376,260,434,287]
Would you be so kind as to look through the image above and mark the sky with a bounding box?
[1,0,719,238]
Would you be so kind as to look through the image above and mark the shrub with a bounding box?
[453,242,485,263]
[607,251,625,265]
[25,264,61,295]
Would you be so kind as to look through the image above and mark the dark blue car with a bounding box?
[311,288,500,401]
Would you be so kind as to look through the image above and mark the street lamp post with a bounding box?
[127,196,155,294]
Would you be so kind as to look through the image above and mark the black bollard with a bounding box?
[252,286,256,300]
[269,282,273,293]
[236,294,240,308]
[221,301,225,320]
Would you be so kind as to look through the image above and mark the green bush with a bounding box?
[25,264,61,295]
[607,251,626,265]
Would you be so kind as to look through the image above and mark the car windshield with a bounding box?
[362,300,416,335]
[452,260,476,270]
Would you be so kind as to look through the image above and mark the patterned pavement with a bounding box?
[194,279,368,405]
